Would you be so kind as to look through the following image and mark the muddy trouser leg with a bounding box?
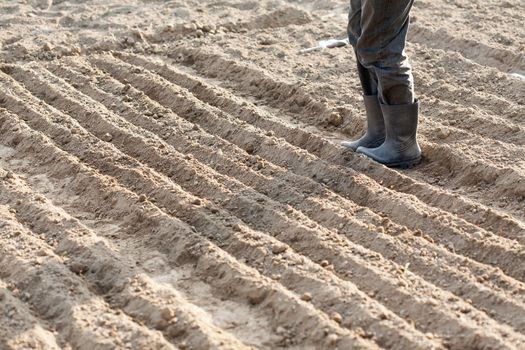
[348,0,379,96]
[348,0,415,105]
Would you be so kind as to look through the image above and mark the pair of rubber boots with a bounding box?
[342,95,421,168]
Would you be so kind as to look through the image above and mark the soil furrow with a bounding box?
[1,1,523,349]
[195,22,525,154]
[0,98,376,350]
[410,0,525,73]
[46,58,525,334]
[166,39,525,179]
[0,64,439,350]
[4,63,524,349]
[0,162,272,350]
[411,47,525,126]
[289,59,525,173]
[0,100,381,349]
[335,80,525,161]
[118,51,525,238]
[409,21,525,73]
[414,88,525,148]
[163,43,525,215]
[410,45,524,114]
[148,6,312,45]
[33,64,456,350]
[0,195,176,350]
[0,278,62,350]
[171,43,525,148]
[165,46,525,203]
[86,54,525,283]
[0,152,256,350]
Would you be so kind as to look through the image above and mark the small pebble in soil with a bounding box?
[327,113,343,127]
[101,133,113,142]
[271,244,287,254]
[42,42,53,52]
[155,319,169,330]
[161,308,175,321]
[244,143,255,154]
[473,231,484,240]
[378,312,389,320]
[36,249,48,256]
[330,312,343,324]
[326,333,339,346]
[300,292,312,302]
[69,262,87,275]
[436,127,450,139]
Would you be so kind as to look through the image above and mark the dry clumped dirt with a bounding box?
[0,0,524,349]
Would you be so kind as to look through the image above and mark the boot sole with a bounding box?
[341,139,385,152]
[384,156,422,169]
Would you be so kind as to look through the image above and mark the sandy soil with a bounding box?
[0,0,524,349]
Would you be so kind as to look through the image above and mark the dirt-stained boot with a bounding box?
[341,95,385,151]
[356,100,421,168]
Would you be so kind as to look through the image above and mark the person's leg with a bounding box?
[347,0,362,47]
[353,0,421,168]
[347,0,379,96]
[356,54,379,96]
[342,0,385,151]
[355,0,415,105]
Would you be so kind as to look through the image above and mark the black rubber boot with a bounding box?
[341,95,385,151]
[357,100,421,168]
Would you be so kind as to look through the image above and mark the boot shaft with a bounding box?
[381,99,419,143]
[363,94,385,137]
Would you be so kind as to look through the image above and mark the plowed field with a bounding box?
[0,0,524,349]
